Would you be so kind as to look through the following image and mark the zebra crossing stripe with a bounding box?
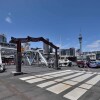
[85,75,100,85]
[71,73,93,82]
[63,75,100,100]
[59,72,83,80]
[19,70,72,81]
[35,70,71,77]
[25,71,74,84]
[63,87,87,100]
[26,78,46,83]
[46,83,71,94]
[63,80,78,85]
[49,71,74,77]
[19,76,36,80]
[37,81,56,88]
[46,73,93,94]
[37,73,83,88]
[79,83,92,89]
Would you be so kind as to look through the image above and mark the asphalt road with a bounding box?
[0,65,100,100]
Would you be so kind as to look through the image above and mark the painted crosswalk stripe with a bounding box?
[19,70,72,81]
[26,71,74,84]
[64,75,100,100]
[86,75,100,85]
[46,83,71,94]
[37,73,83,88]
[63,80,78,85]
[35,70,71,77]
[54,72,83,82]
[26,78,46,83]
[71,73,93,82]
[19,76,36,80]
[63,87,87,100]
[37,81,56,88]
[59,72,83,80]
[46,73,93,94]
[79,83,92,89]
[49,71,74,77]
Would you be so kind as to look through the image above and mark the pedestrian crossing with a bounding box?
[19,70,100,100]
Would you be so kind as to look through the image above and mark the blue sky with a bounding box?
[0,0,100,51]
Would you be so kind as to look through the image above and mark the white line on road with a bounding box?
[63,87,87,100]
[37,81,56,88]
[37,72,82,88]
[25,71,74,84]
[26,78,46,83]
[64,75,100,100]
[19,76,36,80]
[46,73,93,94]
[46,83,71,94]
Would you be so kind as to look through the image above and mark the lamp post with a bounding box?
[78,34,82,55]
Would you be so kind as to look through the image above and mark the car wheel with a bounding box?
[79,64,84,68]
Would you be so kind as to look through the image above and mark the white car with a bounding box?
[59,59,72,67]
[0,64,6,73]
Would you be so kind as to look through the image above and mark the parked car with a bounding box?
[0,64,6,73]
[59,59,72,67]
[77,59,89,68]
[89,60,100,68]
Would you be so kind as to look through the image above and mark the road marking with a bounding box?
[42,76,52,79]
[37,73,82,88]
[63,87,87,100]
[86,75,100,85]
[46,83,71,94]
[71,73,93,82]
[54,72,83,82]
[63,80,78,85]
[46,73,93,94]
[61,73,83,80]
[35,70,71,77]
[49,71,74,77]
[26,71,74,84]
[79,83,92,89]
[26,78,46,83]
[19,70,72,81]
[64,75,100,100]
[37,81,56,88]
[19,70,100,100]
[19,76,36,80]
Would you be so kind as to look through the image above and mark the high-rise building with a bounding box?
[69,48,75,56]
[60,48,75,57]
[0,34,7,43]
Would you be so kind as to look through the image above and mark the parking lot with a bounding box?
[0,65,100,100]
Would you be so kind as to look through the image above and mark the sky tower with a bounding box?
[78,33,82,55]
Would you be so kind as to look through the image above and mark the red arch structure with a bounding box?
[10,36,59,75]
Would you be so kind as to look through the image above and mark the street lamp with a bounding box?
[78,34,82,55]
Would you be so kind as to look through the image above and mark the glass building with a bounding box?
[0,34,7,43]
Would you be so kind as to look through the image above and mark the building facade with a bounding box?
[60,48,75,57]
[0,34,7,43]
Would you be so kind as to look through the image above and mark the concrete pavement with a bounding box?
[0,65,100,100]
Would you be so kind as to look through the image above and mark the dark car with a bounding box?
[77,59,90,68]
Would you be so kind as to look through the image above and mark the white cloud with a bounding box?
[56,44,70,49]
[5,16,12,23]
[87,40,100,51]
